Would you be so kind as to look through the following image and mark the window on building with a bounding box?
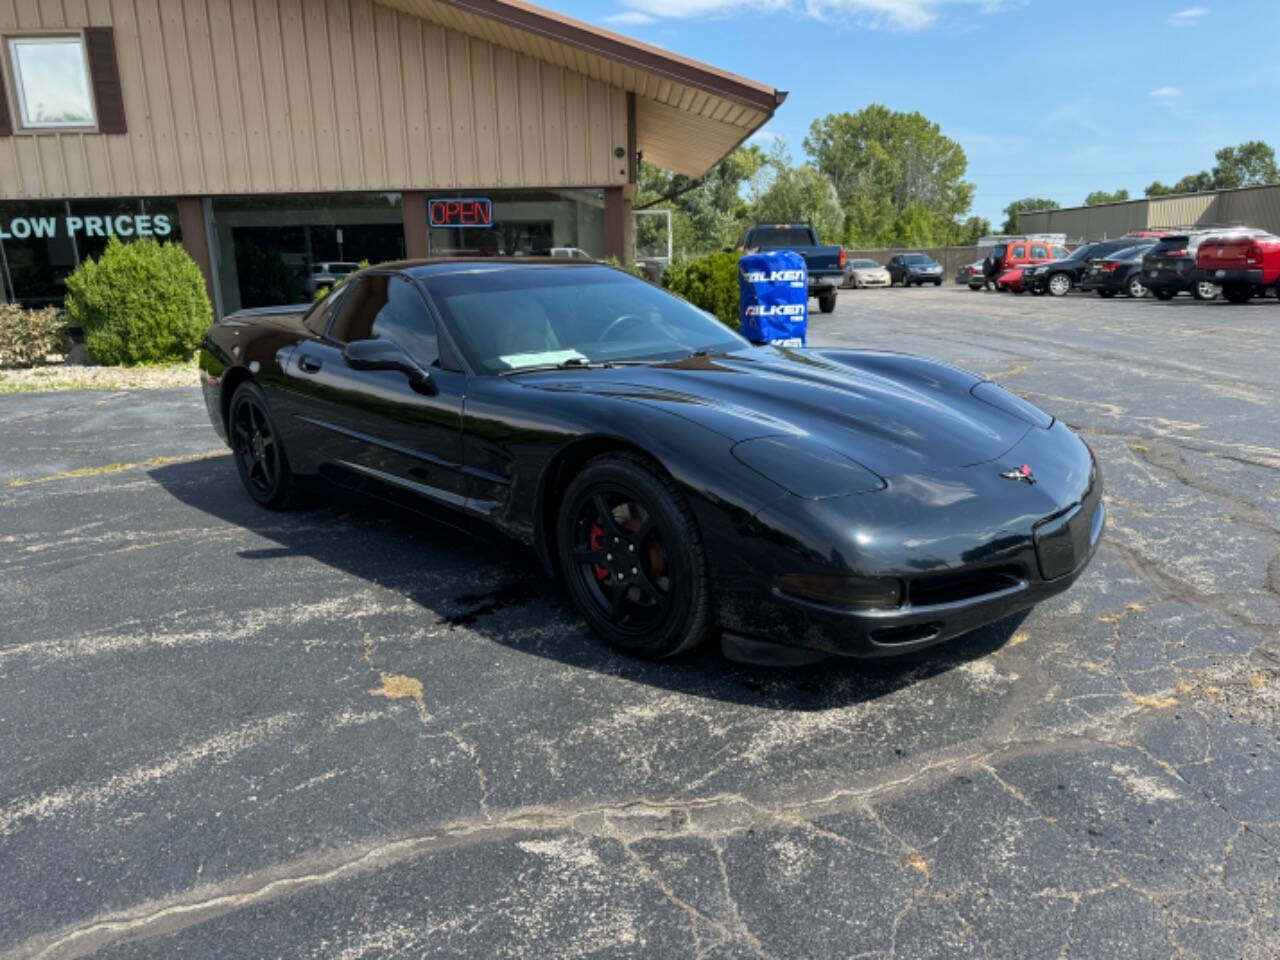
[7,36,95,128]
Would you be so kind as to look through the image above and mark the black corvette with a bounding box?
[199,260,1104,664]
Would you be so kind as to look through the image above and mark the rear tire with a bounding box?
[1126,275,1148,298]
[818,292,837,313]
[229,382,297,509]
[1193,281,1218,301]
[1224,284,1252,304]
[556,454,711,659]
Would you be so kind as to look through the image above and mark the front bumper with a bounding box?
[907,271,944,283]
[714,422,1105,660]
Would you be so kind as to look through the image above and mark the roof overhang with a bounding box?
[377,0,785,177]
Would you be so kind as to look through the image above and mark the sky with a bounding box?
[539,0,1280,225]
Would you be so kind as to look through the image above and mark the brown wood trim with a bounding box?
[603,186,626,263]
[626,92,636,184]
[84,27,126,135]
[177,197,215,307]
[0,59,11,136]
[402,191,429,259]
[431,0,780,113]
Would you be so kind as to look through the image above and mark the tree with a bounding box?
[1085,189,1130,206]
[803,105,974,247]
[1146,141,1279,196]
[957,216,992,245]
[637,145,766,257]
[748,141,845,244]
[1001,198,1058,234]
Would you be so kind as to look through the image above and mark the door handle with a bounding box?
[298,356,322,373]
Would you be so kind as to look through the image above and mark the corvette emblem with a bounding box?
[1001,464,1036,484]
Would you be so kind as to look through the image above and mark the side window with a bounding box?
[1030,244,1048,259]
[329,276,384,344]
[372,276,439,368]
[1012,245,1026,258]
[304,284,347,337]
[1053,246,1070,258]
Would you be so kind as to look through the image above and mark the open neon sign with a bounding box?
[429,197,492,228]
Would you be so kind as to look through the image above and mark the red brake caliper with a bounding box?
[589,524,609,582]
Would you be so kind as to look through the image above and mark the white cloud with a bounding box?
[602,10,656,23]
[610,0,1007,31]
[1167,6,1208,26]
[1148,86,1181,98]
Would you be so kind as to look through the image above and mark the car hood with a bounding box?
[851,267,889,276]
[513,348,1033,478]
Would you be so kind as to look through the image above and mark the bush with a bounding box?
[663,250,743,329]
[64,237,212,365]
[0,303,72,368]
[602,256,646,279]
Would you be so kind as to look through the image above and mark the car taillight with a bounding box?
[1101,262,1122,272]
[838,249,847,269]
[1246,242,1263,265]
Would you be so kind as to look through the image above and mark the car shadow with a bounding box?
[149,458,1028,712]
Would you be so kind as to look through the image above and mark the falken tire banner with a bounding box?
[739,251,808,346]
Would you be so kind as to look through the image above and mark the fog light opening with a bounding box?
[776,573,903,610]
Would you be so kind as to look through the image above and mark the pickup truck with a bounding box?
[1194,232,1280,303]
[740,223,845,313]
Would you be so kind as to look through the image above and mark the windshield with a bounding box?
[1066,244,1096,261]
[428,266,750,373]
[902,254,932,264]
[749,227,815,248]
[851,260,880,268]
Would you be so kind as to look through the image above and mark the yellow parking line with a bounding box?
[7,450,229,488]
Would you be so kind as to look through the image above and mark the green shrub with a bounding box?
[64,236,212,365]
[663,250,743,329]
[0,303,72,368]
[602,256,646,279]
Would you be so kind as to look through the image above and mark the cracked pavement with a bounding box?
[1,286,1277,958]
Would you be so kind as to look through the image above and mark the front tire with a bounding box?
[556,454,711,658]
[229,382,297,509]
[818,292,837,313]
[1047,272,1071,297]
[933,279,941,287]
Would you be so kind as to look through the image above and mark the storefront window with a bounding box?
[208,193,404,315]
[425,189,605,260]
[0,198,180,308]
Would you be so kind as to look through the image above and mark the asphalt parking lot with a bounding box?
[2,285,1278,959]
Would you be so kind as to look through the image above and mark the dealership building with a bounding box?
[0,0,782,316]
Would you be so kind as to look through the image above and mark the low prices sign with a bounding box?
[428,197,492,228]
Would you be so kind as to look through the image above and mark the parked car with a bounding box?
[200,259,1102,664]
[548,247,594,260]
[1080,244,1158,298]
[844,259,891,289]
[1023,238,1153,297]
[996,265,1030,293]
[982,238,1072,288]
[957,260,984,288]
[308,261,361,294]
[886,253,944,286]
[741,223,844,313]
[1194,231,1280,303]
[1140,231,1245,301]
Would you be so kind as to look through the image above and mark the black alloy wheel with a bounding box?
[557,454,710,658]
[229,382,296,508]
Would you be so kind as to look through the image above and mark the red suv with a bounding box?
[981,238,1071,289]
[1195,232,1280,303]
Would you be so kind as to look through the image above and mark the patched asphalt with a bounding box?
[1,286,1277,959]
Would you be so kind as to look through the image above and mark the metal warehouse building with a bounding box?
[0,0,783,316]
[1021,183,1280,242]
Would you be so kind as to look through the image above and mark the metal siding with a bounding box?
[1024,186,1280,239]
[0,0,633,197]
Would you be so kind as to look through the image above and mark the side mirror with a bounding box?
[342,339,436,394]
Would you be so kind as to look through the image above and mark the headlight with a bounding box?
[776,572,903,609]
[731,436,885,498]
[971,381,1053,429]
